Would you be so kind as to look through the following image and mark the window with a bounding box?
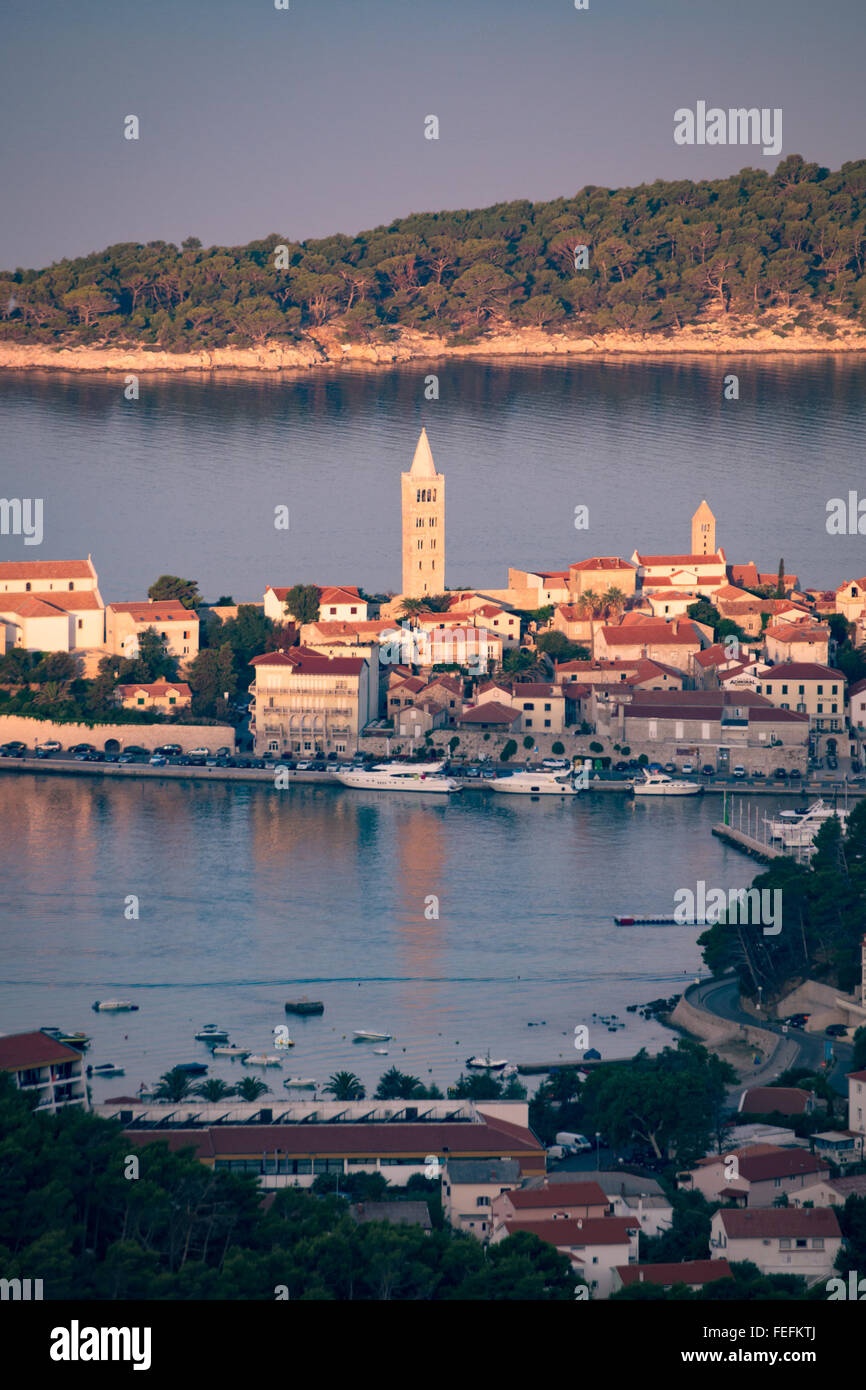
[169,697,176,705]
[765,684,772,693]
[544,703,551,711]
[544,719,551,728]
[817,685,823,694]
[476,1196,489,1207]
[25,582,31,591]
[795,1239,807,1249]
[779,1238,791,1249]
[350,607,357,614]
[781,684,788,694]
[137,697,145,706]
[811,1238,824,1249]
[68,581,74,590]
[523,702,533,710]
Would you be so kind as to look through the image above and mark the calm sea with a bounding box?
[0,357,863,1097]
[1,356,865,599]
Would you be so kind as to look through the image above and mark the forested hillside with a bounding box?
[2,155,865,350]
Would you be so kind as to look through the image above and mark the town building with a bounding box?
[114,681,192,712]
[594,616,708,672]
[791,1174,866,1208]
[506,568,571,606]
[603,688,809,774]
[683,1144,829,1206]
[0,556,104,653]
[737,1087,815,1118]
[755,662,845,734]
[442,1157,523,1237]
[401,428,445,599]
[835,577,866,624]
[567,556,637,600]
[630,550,728,596]
[709,1207,841,1282]
[0,1031,88,1114]
[105,600,199,662]
[764,620,830,666]
[264,585,369,626]
[490,1215,638,1298]
[491,1180,611,1230]
[115,1099,544,1189]
[349,1200,432,1233]
[249,647,373,757]
[473,679,566,734]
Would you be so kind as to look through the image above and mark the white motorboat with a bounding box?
[488,769,579,796]
[466,1051,508,1071]
[335,760,461,793]
[283,1077,317,1089]
[244,1053,283,1067]
[211,1043,250,1057]
[353,1029,393,1042]
[632,770,702,797]
[195,1025,230,1043]
[765,799,849,846]
[92,1000,139,1012]
[372,1047,389,1055]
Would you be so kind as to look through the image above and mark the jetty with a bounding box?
[711,822,784,862]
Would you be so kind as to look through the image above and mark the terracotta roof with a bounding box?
[765,623,829,642]
[390,676,427,694]
[424,675,463,695]
[569,557,635,572]
[0,1030,83,1069]
[601,621,702,646]
[616,1260,733,1288]
[0,595,71,618]
[505,1182,609,1210]
[116,682,192,698]
[502,1216,636,1246]
[762,662,842,681]
[108,601,193,622]
[460,702,521,725]
[127,1119,543,1160]
[740,1087,813,1116]
[511,683,560,698]
[27,590,102,611]
[717,1207,840,1239]
[318,586,363,606]
[0,560,93,579]
[635,553,725,566]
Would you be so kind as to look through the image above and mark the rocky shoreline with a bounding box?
[2,317,866,374]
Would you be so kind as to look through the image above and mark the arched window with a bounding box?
[25,582,31,591]
[416,489,420,502]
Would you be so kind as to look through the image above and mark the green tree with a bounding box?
[233,1076,270,1102]
[324,1071,366,1100]
[153,1068,196,1102]
[374,1067,426,1099]
[193,1078,236,1102]
[147,575,202,609]
[283,584,320,625]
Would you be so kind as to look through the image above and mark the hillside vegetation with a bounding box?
[2,156,865,351]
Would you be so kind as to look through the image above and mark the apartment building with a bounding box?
[249,647,373,756]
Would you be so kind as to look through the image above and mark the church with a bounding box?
[401,428,445,598]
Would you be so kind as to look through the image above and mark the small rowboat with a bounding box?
[211,1044,249,1057]
[466,1052,508,1071]
[195,1025,230,1042]
[353,1030,392,1042]
[244,1053,283,1067]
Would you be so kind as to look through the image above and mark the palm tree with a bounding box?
[234,1076,270,1102]
[374,1066,424,1100]
[193,1078,236,1102]
[601,586,627,618]
[153,1067,195,1102]
[399,597,429,618]
[324,1070,365,1100]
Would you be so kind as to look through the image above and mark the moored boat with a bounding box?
[488,769,579,796]
[195,1025,230,1042]
[466,1051,508,1071]
[632,770,702,796]
[92,1000,139,1012]
[211,1043,250,1057]
[353,1029,393,1042]
[283,1077,317,1089]
[335,760,461,793]
[174,1062,208,1076]
[86,1063,125,1077]
[42,1027,91,1049]
[244,1053,283,1067]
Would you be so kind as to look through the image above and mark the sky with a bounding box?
[0,0,864,269]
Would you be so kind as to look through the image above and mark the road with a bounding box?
[688,974,853,1096]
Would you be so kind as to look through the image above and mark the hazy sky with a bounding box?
[1,0,864,269]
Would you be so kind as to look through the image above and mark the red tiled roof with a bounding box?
[502,1216,635,1246]
[740,1087,813,1116]
[116,682,192,698]
[511,683,560,698]
[616,1260,733,1288]
[460,702,521,725]
[27,590,103,611]
[0,560,93,579]
[635,553,725,566]
[601,621,702,646]
[127,1120,543,1160]
[0,1030,83,1069]
[108,601,193,622]
[569,557,635,572]
[765,623,829,642]
[717,1207,839,1238]
[505,1181,609,1210]
[762,662,841,681]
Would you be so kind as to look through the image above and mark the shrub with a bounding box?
[502,739,517,761]
[552,741,564,755]
[523,736,534,749]
[589,741,603,753]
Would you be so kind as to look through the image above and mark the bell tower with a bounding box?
[691,500,716,556]
[401,428,445,599]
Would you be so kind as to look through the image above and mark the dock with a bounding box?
[711,823,784,861]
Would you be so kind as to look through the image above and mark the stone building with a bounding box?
[401,428,445,599]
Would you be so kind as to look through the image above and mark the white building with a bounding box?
[0,1031,88,1114]
[0,556,104,653]
[710,1207,841,1282]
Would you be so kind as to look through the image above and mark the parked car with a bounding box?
[826,756,838,770]
[662,762,677,774]
[789,768,802,779]
[71,743,96,754]
[125,746,147,756]
[250,758,266,769]
[118,753,136,764]
[149,754,168,766]
[826,1024,849,1038]
[205,756,219,767]
[295,761,312,771]
[216,746,232,757]
[555,1131,592,1154]
[774,767,788,779]
[188,747,210,758]
[35,746,53,758]
[464,766,481,778]
[701,765,715,776]
[155,743,182,756]
[542,758,569,770]
[681,763,695,774]
[732,765,747,778]
[784,1013,810,1029]
[852,759,862,774]
[188,755,205,766]
[36,740,61,753]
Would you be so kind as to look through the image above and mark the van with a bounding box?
[555,1131,592,1153]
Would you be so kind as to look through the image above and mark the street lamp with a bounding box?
[595,1131,601,1168]
[757,985,763,1012]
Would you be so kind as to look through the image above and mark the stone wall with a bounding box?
[0,715,235,752]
